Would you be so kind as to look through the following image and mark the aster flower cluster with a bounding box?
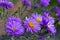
[42,11,56,34]
[5,10,56,36]
[0,0,60,39]
[22,0,51,8]
[0,0,14,9]
[0,0,57,40]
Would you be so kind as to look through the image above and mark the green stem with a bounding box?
[2,8,8,20]
[11,36,15,40]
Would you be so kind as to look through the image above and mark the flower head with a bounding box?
[6,16,24,36]
[42,11,56,34]
[34,4,40,8]
[38,34,44,40]
[40,0,50,6]
[52,6,60,26]
[46,22,56,34]
[0,0,14,9]
[24,17,41,33]
[22,0,31,7]
[57,0,60,4]
[52,6,60,17]
[42,10,54,24]
[31,13,42,24]
[52,6,60,13]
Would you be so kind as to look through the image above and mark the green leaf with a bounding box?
[50,0,58,6]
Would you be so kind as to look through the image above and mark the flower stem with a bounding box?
[11,36,15,40]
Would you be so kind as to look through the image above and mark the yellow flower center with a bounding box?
[58,21,60,25]
[28,21,34,28]
[12,26,15,31]
[36,18,41,22]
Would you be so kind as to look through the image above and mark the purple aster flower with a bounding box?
[57,0,60,4]
[22,0,31,7]
[42,9,49,13]
[52,6,60,17]
[31,13,42,25]
[38,34,44,40]
[46,21,56,34]
[42,11,56,34]
[34,4,40,8]
[52,6,60,13]
[40,0,50,6]
[52,7,60,24]
[24,17,41,33]
[42,10,54,24]
[6,16,24,36]
[0,0,14,9]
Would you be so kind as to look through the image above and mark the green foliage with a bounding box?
[10,0,17,3]
[50,0,57,6]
